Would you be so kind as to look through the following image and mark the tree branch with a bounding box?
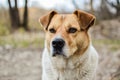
[117,0,120,5]
[72,0,79,9]
[15,0,18,9]
[106,0,117,8]
[8,0,12,9]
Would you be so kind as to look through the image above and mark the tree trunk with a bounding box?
[116,8,120,16]
[23,0,29,30]
[8,0,20,30]
[90,0,94,14]
[116,0,120,17]
[8,0,29,31]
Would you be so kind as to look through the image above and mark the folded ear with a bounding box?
[73,10,96,30]
[39,11,57,30]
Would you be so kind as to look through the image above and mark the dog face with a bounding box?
[40,10,95,58]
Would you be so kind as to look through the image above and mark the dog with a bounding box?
[39,10,98,80]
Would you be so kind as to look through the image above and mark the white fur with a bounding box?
[42,42,98,80]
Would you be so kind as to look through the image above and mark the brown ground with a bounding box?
[0,47,42,80]
[0,43,120,80]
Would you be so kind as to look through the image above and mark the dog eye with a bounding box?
[49,28,56,33]
[68,28,77,33]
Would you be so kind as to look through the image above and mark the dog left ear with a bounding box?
[39,11,57,30]
[73,10,96,30]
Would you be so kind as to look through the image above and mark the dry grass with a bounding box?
[0,31,45,48]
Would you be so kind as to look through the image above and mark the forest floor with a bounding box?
[0,41,120,80]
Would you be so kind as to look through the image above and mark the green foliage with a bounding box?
[0,25,10,36]
[93,39,120,45]
[18,27,26,33]
[0,8,10,36]
[93,39,120,51]
[0,32,44,48]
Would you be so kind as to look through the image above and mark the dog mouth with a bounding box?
[52,49,66,57]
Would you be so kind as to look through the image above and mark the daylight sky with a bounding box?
[0,0,99,9]
[0,0,115,12]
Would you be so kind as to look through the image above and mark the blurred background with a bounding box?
[0,0,120,80]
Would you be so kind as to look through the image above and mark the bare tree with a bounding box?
[72,0,94,14]
[106,0,120,17]
[90,0,94,14]
[97,0,113,20]
[8,0,29,31]
[8,0,20,30]
[72,0,80,9]
[101,0,112,15]
[23,0,28,30]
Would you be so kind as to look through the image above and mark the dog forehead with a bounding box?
[51,14,78,26]
[52,14,77,21]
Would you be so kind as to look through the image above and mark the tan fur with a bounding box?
[40,10,98,80]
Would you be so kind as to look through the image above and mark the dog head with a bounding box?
[39,10,95,58]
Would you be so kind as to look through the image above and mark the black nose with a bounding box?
[52,39,65,48]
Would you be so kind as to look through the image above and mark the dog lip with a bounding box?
[52,50,66,57]
[52,50,61,56]
[52,53,56,57]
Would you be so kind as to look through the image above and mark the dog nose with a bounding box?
[52,39,65,48]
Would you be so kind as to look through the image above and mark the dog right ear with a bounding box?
[39,11,57,30]
[73,10,96,31]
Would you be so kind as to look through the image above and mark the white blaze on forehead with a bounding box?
[54,34,63,39]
